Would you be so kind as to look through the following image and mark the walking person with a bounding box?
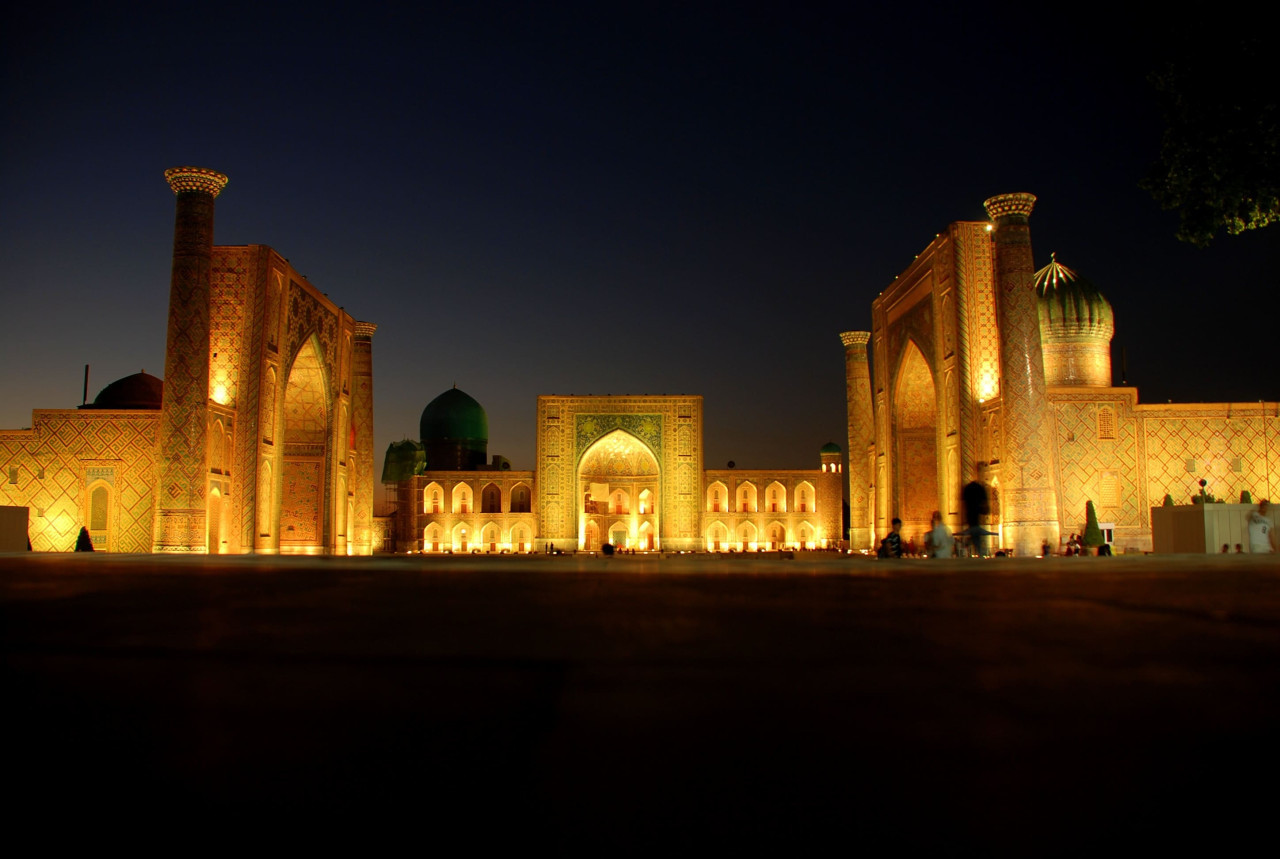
[961,463,992,556]
[1247,500,1276,554]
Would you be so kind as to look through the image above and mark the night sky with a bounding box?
[3,4,1275,477]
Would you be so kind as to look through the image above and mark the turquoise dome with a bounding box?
[419,387,488,445]
[820,442,842,454]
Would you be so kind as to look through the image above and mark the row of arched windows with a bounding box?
[706,481,816,514]
[424,482,532,515]
[423,521,534,553]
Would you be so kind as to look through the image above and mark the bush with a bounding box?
[1241,490,1253,504]
[1083,500,1105,548]
[1162,493,1175,507]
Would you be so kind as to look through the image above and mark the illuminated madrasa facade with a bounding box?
[385,391,844,553]
[839,193,1280,555]
[0,168,377,554]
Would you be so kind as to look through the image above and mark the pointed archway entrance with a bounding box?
[578,429,659,551]
[893,340,939,544]
[279,337,329,554]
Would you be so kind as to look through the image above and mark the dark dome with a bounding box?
[820,441,842,454]
[419,387,488,445]
[83,372,163,410]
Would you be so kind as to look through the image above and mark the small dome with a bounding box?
[83,372,163,410]
[820,442,842,454]
[381,439,425,483]
[1035,254,1114,337]
[419,387,488,445]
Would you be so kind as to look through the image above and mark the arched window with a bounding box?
[766,482,787,513]
[481,483,502,513]
[510,484,531,513]
[452,483,473,515]
[424,483,443,514]
[706,481,728,513]
[90,485,109,531]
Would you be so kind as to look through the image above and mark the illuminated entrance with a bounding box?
[280,338,329,554]
[578,429,659,551]
[893,341,939,543]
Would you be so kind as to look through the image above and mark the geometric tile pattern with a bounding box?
[840,331,873,548]
[351,322,376,554]
[985,195,1060,555]
[0,411,159,552]
[1142,406,1279,508]
[1049,393,1142,537]
[537,396,702,550]
[155,186,220,550]
[2,170,377,555]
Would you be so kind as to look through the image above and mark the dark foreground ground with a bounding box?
[4,551,1279,851]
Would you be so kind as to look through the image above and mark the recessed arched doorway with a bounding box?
[893,340,939,544]
[280,337,330,555]
[577,429,659,552]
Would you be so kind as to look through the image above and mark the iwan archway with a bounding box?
[535,395,703,552]
[893,340,940,543]
[278,337,330,554]
[578,429,659,550]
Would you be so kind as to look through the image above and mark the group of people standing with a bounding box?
[878,463,993,559]
[877,466,1277,559]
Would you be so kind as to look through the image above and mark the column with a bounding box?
[351,321,377,555]
[154,166,228,552]
[983,193,1060,556]
[840,331,874,550]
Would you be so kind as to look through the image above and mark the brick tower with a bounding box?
[983,193,1060,556]
[153,166,227,552]
[350,321,377,555]
[840,330,874,549]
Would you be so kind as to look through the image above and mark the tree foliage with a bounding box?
[1083,500,1105,548]
[1141,38,1279,247]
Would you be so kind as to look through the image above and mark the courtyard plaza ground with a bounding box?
[4,550,1279,851]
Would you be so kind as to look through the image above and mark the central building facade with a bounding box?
[388,392,842,553]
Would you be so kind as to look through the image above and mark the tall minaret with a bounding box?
[350,321,377,555]
[983,193,1060,556]
[840,330,874,550]
[154,166,228,553]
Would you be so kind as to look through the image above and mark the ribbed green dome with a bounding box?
[419,387,488,446]
[820,441,842,454]
[1034,254,1114,337]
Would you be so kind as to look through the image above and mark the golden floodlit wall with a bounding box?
[1,411,160,552]
[536,395,703,552]
[1,168,376,554]
[855,196,1279,553]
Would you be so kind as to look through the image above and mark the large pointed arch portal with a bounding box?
[279,336,330,554]
[893,340,940,542]
[577,429,660,551]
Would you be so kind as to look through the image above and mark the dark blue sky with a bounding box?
[3,3,1275,471]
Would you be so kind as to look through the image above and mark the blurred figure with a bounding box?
[925,511,953,558]
[74,526,94,552]
[1247,500,1276,553]
[878,518,903,558]
[961,463,992,556]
